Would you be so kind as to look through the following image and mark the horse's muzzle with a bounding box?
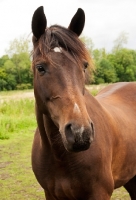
[64,121,94,152]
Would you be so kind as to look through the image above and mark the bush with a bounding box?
[16,83,33,90]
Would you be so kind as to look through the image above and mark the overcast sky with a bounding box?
[0,0,136,56]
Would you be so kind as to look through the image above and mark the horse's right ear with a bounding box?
[32,6,47,40]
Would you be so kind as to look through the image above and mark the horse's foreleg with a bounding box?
[88,186,113,200]
[44,191,57,200]
[124,175,136,200]
[88,194,111,200]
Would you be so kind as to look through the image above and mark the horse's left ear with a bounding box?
[32,6,47,40]
[68,8,85,36]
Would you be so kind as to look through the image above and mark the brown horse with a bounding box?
[31,6,136,200]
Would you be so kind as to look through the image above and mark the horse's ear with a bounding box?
[32,6,47,40]
[68,8,85,36]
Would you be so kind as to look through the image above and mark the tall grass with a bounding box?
[0,99,36,139]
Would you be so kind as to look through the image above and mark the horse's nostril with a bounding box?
[65,123,72,131]
[65,123,75,144]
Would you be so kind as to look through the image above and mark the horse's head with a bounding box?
[32,6,94,152]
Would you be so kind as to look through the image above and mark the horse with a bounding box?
[31,6,136,200]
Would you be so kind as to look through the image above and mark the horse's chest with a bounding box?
[46,177,86,199]
[45,166,90,199]
[49,178,73,198]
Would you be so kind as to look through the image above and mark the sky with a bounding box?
[0,0,136,56]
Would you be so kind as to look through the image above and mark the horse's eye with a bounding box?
[83,61,89,72]
[36,64,45,75]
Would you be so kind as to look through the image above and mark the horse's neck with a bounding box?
[35,105,51,149]
[43,114,60,144]
[84,89,105,117]
[36,104,67,158]
[84,89,113,131]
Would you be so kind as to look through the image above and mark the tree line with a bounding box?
[0,33,136,91]
[92,47,136,84]
[81,32,136,84]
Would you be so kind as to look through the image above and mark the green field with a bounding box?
[0,90,130,199]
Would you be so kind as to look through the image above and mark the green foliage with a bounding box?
[94,58,117,84]
[16,83,33,90]
[0,36,32,91]
[108,49,136,82]
[81,33,136,84]
[91,48,136,84]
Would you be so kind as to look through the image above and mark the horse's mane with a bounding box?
[32,25,94,79]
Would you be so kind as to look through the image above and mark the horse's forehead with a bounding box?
[53,47,62,53]
[51,48,78,66]
[33,46,80,67]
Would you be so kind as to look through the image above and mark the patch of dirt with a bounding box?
[0,173,11,180]
[0,161,12,168]
[9,92,34,100]
[0,91,34,103]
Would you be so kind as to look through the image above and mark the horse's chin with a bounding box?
[64,141,91,153]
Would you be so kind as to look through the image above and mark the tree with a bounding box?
[80,36,94,54]
[0,55,9,67]
[6,35,31,57]
[6,35,32,88]
[112,31,128,52]
[11,53,32,85]
[108,49,136,82]
[92,48,107,62]
[94,58,117,84]
[0,35,32,91]
[0,68,7,90]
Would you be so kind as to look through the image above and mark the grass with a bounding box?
[0,99,35,139]
[0,89,130,199]
[0,93,45,199]
[0,129,45,200]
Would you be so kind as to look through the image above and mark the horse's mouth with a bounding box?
[72,141,91,152]
[64,139,91,153]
